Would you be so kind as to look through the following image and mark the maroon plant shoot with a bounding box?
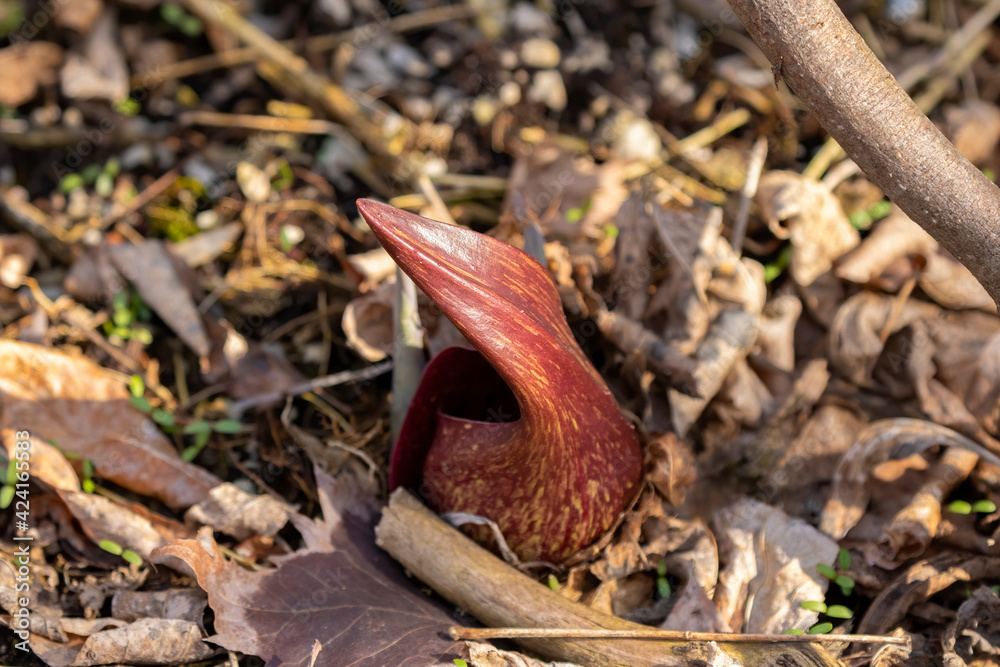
[357,199,642,562]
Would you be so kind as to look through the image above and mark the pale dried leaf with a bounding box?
[112,589,208,626]
[0,235,38,288]
[58,490,179,559]
[168,222,244,268]
[756,171,859,286]
[108,240,211,358]
[464,642,582,667]
[714,498,838,634]
[342,280,395,362]
[68,618,216,666]
[183,482,290,540]
[59,8,129,102]
[944,100,1000,165]
[0,42,63,107]
[54,0,103,33]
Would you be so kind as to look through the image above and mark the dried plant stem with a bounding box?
[180,0,399,162]
[731,136,768,255]
[450,626,907,645]
[729,0,1000,308]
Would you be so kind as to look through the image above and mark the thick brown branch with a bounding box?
[727,0,1000,308]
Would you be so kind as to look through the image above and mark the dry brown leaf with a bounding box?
[152,468,464,667]
[464,642,582,667]
[820,419,1000,540]
[59,8,129,102]
[0,340,220,509]
[54,0,104,33]
[0,42,63,108]
[183,482,290,540]
[68,618,216,666]
[111,589,208,626]
[108,240,211,358]
[644,433,696,507]
[754,293,801,372]
[713,498,838,634]
[503,144,627,240]
[756,170,860,287]
[858,552,1000,636]
[342,280,396,362]
[942,586,1000,664]
[944,100,1000,165]
[57,490,188,560]
[836,207,936,285]
[660,566,730,633]
[168,222,244,268]
[0,235,38,289]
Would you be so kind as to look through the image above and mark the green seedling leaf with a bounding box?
[783,629,805,635]
[817,563,837,580]
[83,459,94,478]
[181,446,201,463]
[546,574,559,590]
[95,171,114,198]
[947,500,973,514]
[114,98,141,116]
[104,157,121,177]
[454,660,468,667]
[152,409,175,428]
[603,224,619,239]
[565,207,584,223]
[99,540,124,555]
[0,485,13,509]
[973,499,997,513]
[183,421,212,435]
[6,459,15,485]
[130,395,153,414]
[657,560,667,577]
[808,622,833,635]
[59,173,84,193]
[835,574,855,590]
[800,600,827,613]
[129,375,145,397]
[213,420,243,434]
[825,605,854,619]
[122,550,143,566]
[656,577,671,600]
[82,478,95,494]
[838,548,851,570]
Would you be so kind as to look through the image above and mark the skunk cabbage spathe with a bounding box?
[357,199,642,562]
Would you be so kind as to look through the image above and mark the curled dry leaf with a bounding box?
[57,489,189,560]
[59,8,129,103]
[111,589,208,626]
[67,618,216,667]
[644,433,697,507]
[820,419,1000,540]
[713,497,838,634]
[660,567,730,633]
[183,482,290,540]
[858,552,1000,636]
[463,642,583,667]
[861,446,979,569]
[0,235,38,288]
[342,279,396,362]
[943,100,1000,165]
[0,340,220,509]
[755,170,859,287]
[942,586,1000,664]
[152,468,464,667]
[0,42,63,108]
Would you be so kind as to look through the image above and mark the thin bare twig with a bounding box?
[449,626,908,645]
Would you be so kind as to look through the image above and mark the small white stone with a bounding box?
[520,38,561,69]
[473,96,498,125]
[236,162,270,203]
[499,81,521,107]
[528,69,567,112]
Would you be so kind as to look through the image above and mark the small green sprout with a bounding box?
[546,574,559,590]
[99,540,124,555]
[808,622,833,634]
[800,600,827,613]
[947,500,973,514]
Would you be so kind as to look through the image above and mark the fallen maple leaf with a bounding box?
[152,468,464,667]
[356,199,642,563]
